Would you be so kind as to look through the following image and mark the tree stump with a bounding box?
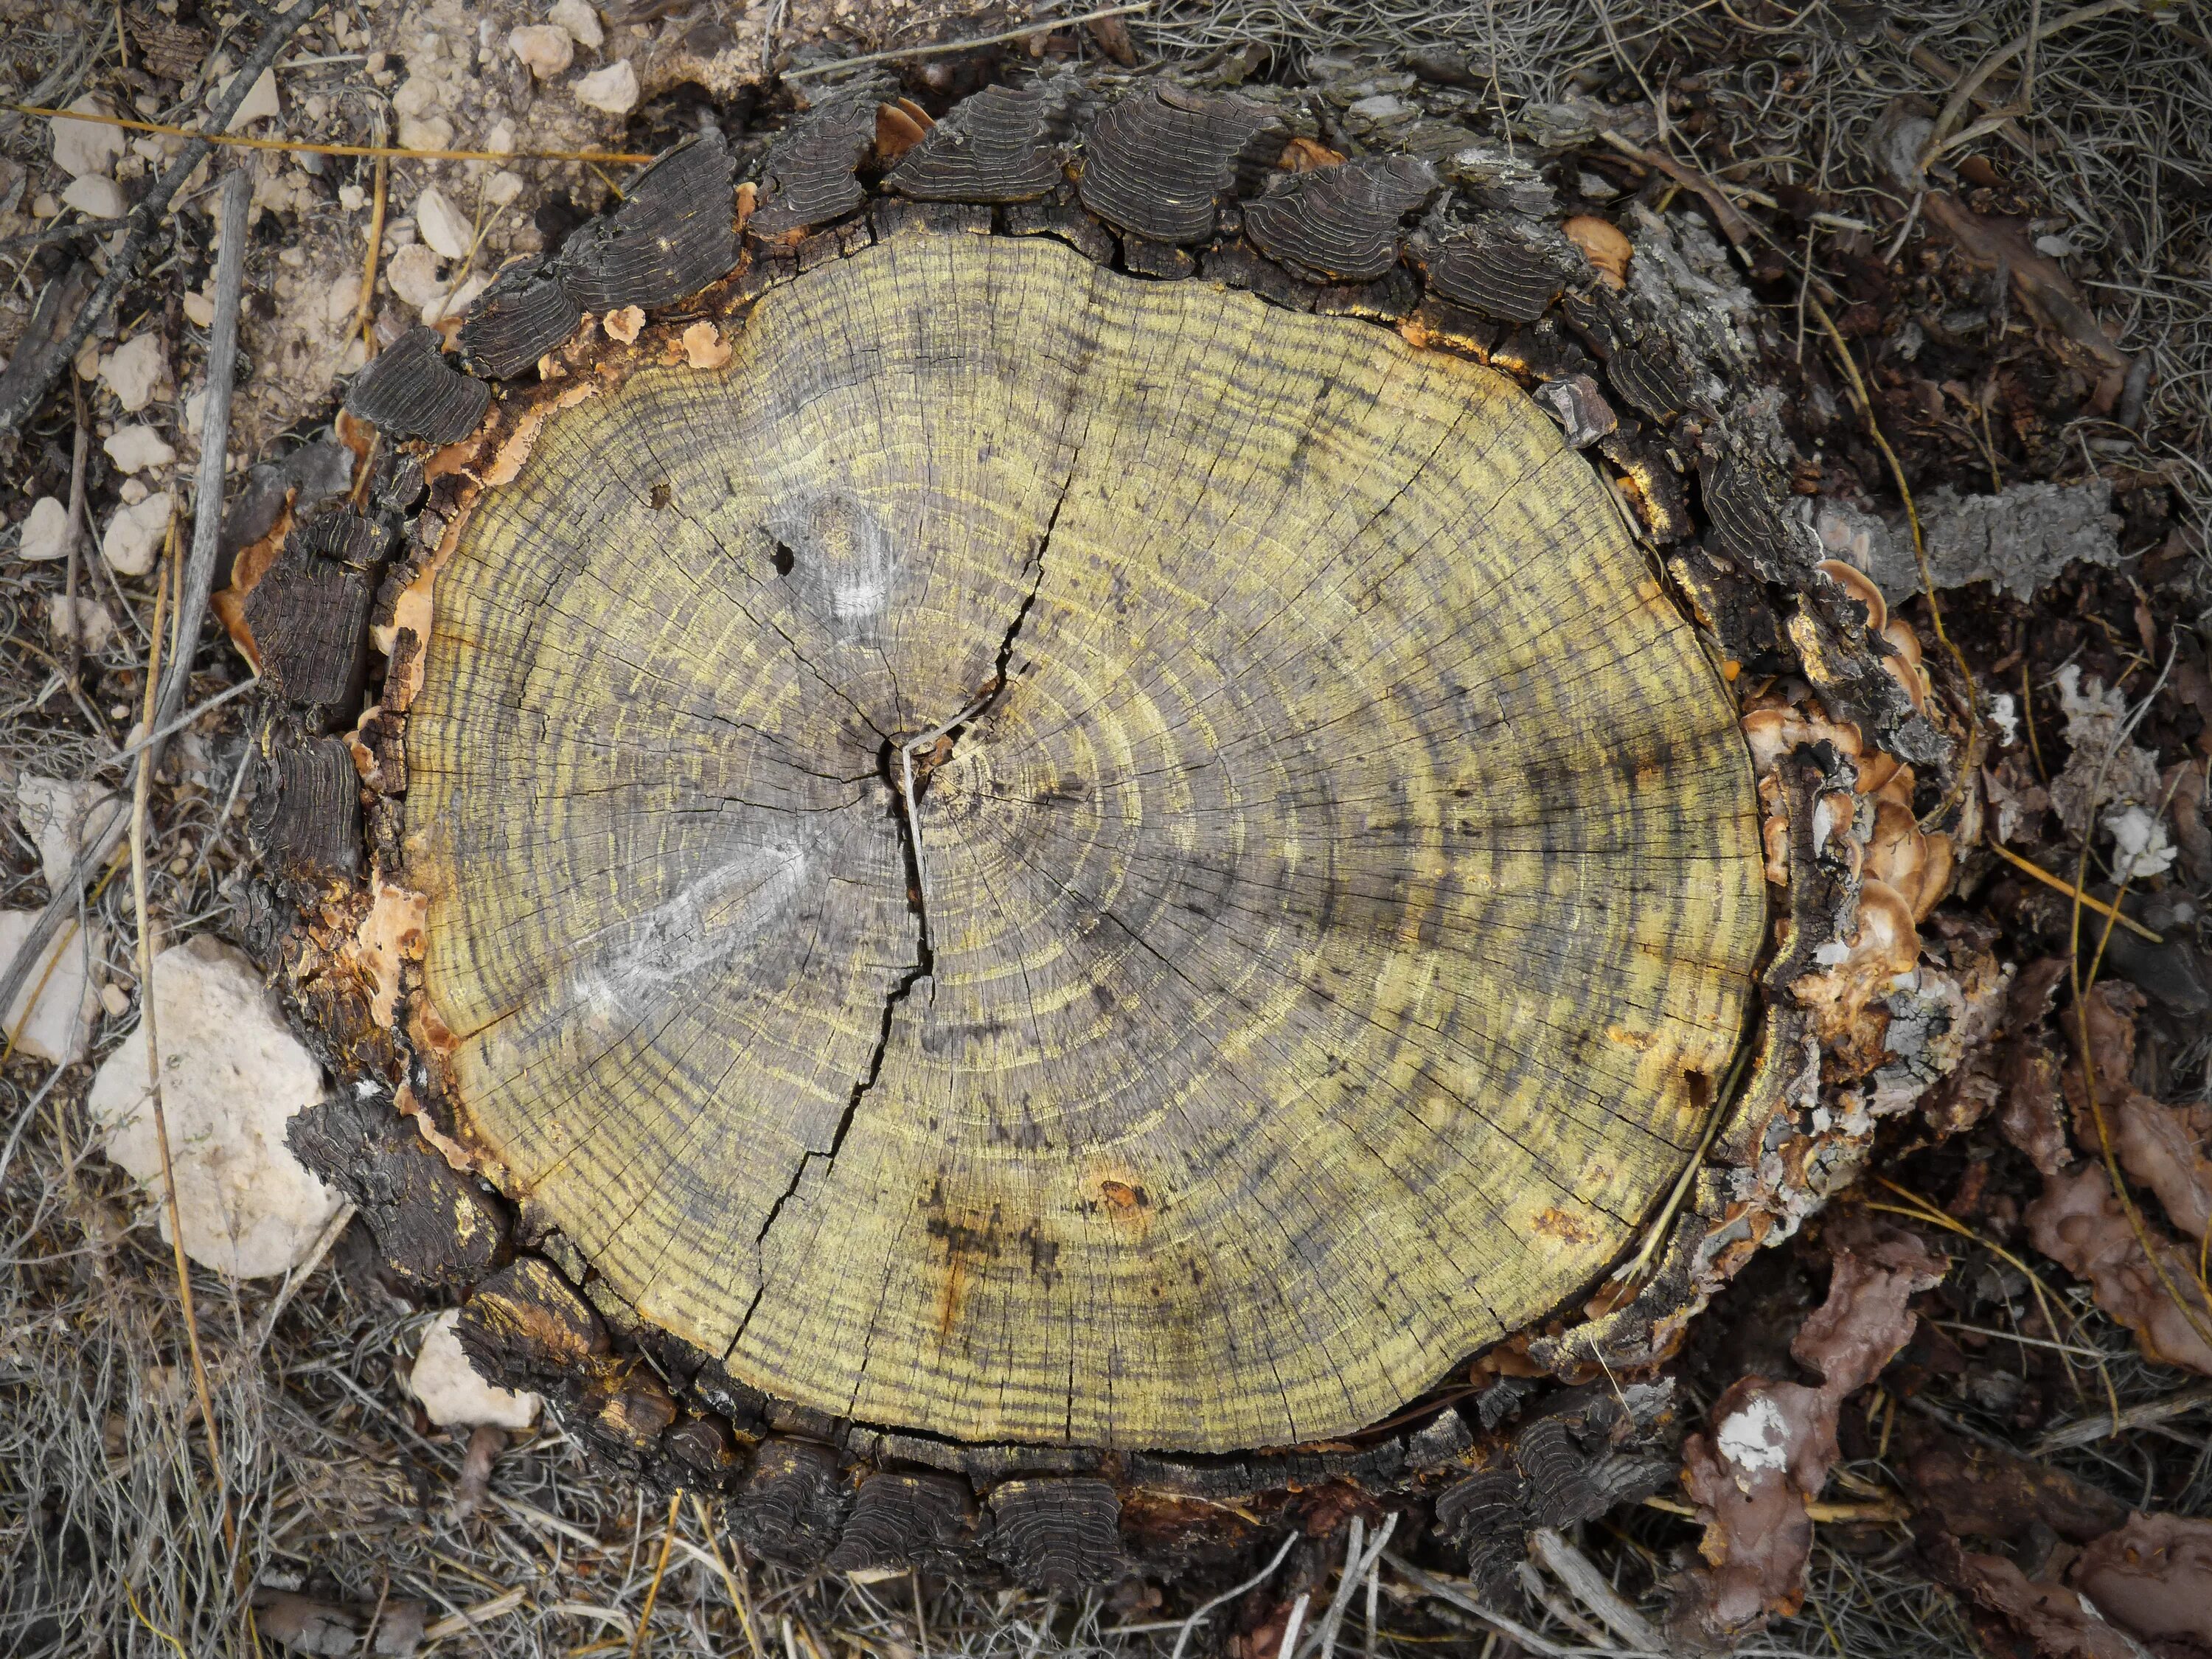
[240,84,1972,1585]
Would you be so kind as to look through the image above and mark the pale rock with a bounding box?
[408,1310,540,1430]
[338,182,366,212]
[551,0,604,49]
[485,170,525,209]
[324,273,363,327]
[103,424,175,473]
[386,243,448,317]
[86,936,344,1279]
[48,594,114,655]
[17,496,72,563]
[391,73,442,121]
[422,269,491,327]
[118,477,148,506]
[18,776,125,890]
[100,333,166,412]
[414,184,471,260]
[337,335,369,375]
[484,119,518,156]
[509,23,574,80]
[216,67,282,132]
[182,289,216,327]
[32,192,61,220]
[60,174,125,219]
[100,982,130,1018]
[0,911,103,1065]
[102,491,173,576]
[50,97,124,178]
[183,388,207,435]
[573,60,639,115]
[397,115,455,154]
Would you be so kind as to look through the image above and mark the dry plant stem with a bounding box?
[627,1489,684,1659]
[691,1493,768,1659]
[1986,840,2161,942]
[2034,1382,2212,1453]
[130,544,229,1555]
[1528,1528,1661,1652]
[1924,0,2141,161]
[0,0,326,436]
[0,101,655,165]
[1152,1531,1298,1659]
[357,152,389,351]
[782,1,1154,78]
[1380,1555,1576,1659]
[159,167,251,740]
[65,378,89,692]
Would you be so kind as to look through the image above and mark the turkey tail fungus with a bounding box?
[234,81,1977,1586]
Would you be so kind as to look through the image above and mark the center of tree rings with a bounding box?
[407,233,1766,1451]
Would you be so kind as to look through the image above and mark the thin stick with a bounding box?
[156,167,249,746]
[1986,839,2160,942]
[1924,0,2139,163]
[1276,1593,1312,1659]
[64,378,90,692]
[784,2,1153,78]
[627,1489,684,1659]
[1159,1532,1298,1659]
[1,101,655,164]
[1528,1528,1662,1652]
[131,536,229,1546]
[0,0,327,437]
[1380,1555,1573,1659]
[356,150,388,351]
[691,1493,768,1659]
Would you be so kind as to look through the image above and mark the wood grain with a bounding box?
[405,232,1764,1451]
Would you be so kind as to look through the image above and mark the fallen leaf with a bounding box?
[2071,1512,2212,1652]
[2027,1163,2212,1375]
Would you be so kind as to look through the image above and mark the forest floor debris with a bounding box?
[1,1,2210,1657]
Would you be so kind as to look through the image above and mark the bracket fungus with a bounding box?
[234,79,1969,1578]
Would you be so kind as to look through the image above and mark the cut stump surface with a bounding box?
[406,232,1766,1451]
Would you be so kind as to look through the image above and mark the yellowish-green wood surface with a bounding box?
[406,232,1764,1451]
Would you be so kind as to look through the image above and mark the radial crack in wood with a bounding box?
[403,232,1766,1452]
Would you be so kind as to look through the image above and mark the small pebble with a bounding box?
[217,67,282,132]
[60,175,125,219]
[551,0,605,50]
[386,243,446,317]
[183,290,216,327]
[100,983,131,1019]
[508,23,574,80]
[103,424,176,474]
[414,184,471,261]
[48,594,115,655]
[101,491,173,576]
[49,97,124,178]
[17,496,72,562]
[573,60,640,116]
[99,333,167,413]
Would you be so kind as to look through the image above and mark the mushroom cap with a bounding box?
[406,232,1766,1450]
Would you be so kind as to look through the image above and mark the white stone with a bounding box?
[17,496,72,563]
[118,477,149,506]
[508,23,574,80]
[103,424,175,474]
[102,492,173,576]
[425,271,491,327]
[182,290,216,328]
[48,594,114,655]
[573,60,639,116]
[386,243,447,317]
[485,170,525,209]
[392,73,443,122]
[18,776,125,891]
[397,115,455,154]
[551,0,604,50]
[414,184,471,260]
[324,274,363,327]
[50,97,124,179]
[338,182,366,212]
[0,911,102,1065]
[60,174,125,219]
[484,119,518,156]
[86,936,344,1279]
[408,1310,540,1430]
[182,389,208,436]
[100,333,166,412]
[217,67,282,133]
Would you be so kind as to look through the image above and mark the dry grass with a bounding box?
[3,2,2209,1656]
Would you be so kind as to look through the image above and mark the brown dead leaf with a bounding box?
[2027,1163,2212,1374]
[2071,1512,2212,1653]
[1671,1219,1945,1644]
[1935,1542,2142,1659]
[1924,192,2132,408]
[1895,1416,2127,1544]
[2112,1092,2212,1242]
[2003,1032,2073,1176]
